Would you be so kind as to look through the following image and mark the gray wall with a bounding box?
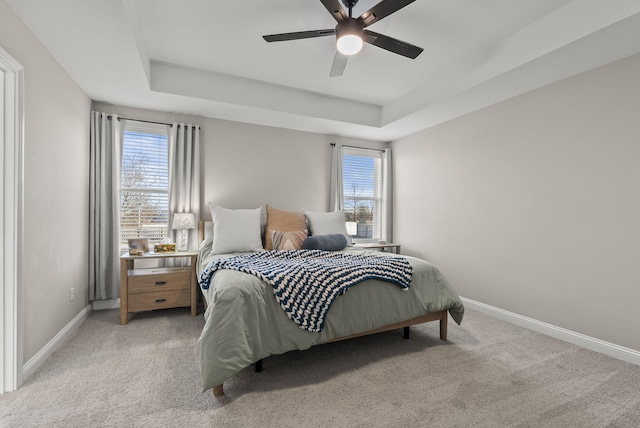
[91,102,386,219]
[7,0,638,368]
[0,0,91,362]
[392,53,640,352]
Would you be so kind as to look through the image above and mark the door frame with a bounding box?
[1,46,25,394]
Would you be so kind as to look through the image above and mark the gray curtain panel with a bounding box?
[89,112,124,300]
[168,123,200,265]
[382,148,393,243]
[329,142,343,212]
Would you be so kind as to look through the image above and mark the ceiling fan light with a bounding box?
[336,19,364,56]
[337,34,363,55]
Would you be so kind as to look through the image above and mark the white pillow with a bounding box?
[304,209,350,243]
[210,204,263,254]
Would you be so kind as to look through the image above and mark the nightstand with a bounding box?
[354,243,402,254]
[120,251,199,325]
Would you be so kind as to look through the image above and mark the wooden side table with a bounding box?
[354,243,402,254]
[120,251,198,325]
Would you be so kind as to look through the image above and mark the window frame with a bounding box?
[119,121,170,250]
[342,146,385,243]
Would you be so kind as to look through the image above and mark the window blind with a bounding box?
[342,147,383,241]
[120,127,169,247]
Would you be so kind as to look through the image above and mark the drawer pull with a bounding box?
[155,299,167,303]
[155,281,167,286]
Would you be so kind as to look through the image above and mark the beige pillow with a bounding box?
[265,205,307,250]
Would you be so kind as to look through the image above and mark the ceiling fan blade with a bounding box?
[358,0,415,28]
[330,51,348,77]
[320,0,348,22]
[363,30,423,59]
[263,29,335,42]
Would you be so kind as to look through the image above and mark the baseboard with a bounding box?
[22,305,92,382]
[92,298,120,310]
[461,297,640,366]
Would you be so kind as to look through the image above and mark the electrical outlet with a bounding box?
[70,287,74,302]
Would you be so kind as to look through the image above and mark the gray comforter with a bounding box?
[197,240,464,392]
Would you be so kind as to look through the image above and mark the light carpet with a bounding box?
[1,307,639,427]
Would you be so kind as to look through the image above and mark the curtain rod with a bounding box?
[330,143,385,153]
[106,115,200,129]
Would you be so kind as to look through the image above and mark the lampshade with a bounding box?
[172,213,195,230]
[336,19,363,56]
[345,221,357,236]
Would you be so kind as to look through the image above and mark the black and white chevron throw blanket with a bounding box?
[199,250,413,332]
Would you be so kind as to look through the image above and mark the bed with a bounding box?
[196,206,464,397]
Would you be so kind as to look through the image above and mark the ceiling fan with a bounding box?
[263,0,423,77]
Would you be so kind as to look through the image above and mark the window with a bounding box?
[342,147,384,242]
[120,122,169,248]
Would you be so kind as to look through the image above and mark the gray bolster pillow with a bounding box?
[302,234,348,251]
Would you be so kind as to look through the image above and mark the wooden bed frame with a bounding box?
[198,222,449,397]
[211,311,448,396]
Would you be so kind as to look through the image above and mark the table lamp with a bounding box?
[172,213,195,251]
[345,221,357,244]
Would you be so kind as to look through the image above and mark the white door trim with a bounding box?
[0,46,25,394]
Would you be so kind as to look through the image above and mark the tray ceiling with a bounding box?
[7,0,640,141]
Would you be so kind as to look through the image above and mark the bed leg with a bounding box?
[440,312,448,341]
[403,326,410,339]
[213,384,224,396]
[255,359,263,373]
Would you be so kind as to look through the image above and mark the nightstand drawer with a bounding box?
[128,289,191,312]
[128,267,191,294]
